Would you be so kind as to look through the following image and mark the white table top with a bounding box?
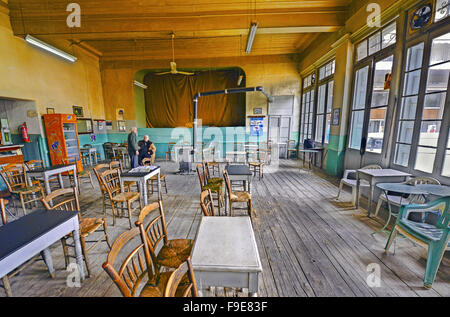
[191,217,262,273]
[357,169,411,178]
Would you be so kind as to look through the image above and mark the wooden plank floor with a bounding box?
[2,159,449,297]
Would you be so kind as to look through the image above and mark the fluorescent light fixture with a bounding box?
[237,75,243,86]
[25,35,77,63]
[133,80,148,89]
[246,23,258,54]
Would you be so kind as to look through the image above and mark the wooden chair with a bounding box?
[164,257,198,297]
[142,158,168,195]
[135,201,193,273]
[110,160,137,192]
[385,197,450,289]
[41,187,111,278]
[62,157,95,191]
[93,163,112,216]
[287,140,298,159]
[336,164,382,206]
[0,164,44,214]
[223,169,253,218]
[196,163,223,214]
[25,160,60,189]
[375,177,441,218]
[165,142,176,161]
[200,189,216,216]
[206,147,220,176]
[249,150,267,180]
[100,168,141,228]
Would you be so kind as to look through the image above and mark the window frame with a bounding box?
[391,24,450,179]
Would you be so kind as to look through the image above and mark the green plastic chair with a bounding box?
[385,197,450,289]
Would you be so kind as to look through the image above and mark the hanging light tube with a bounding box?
[245,23,258,54]
[133,80,148,89]
[25,35,77,63]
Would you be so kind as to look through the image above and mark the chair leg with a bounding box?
[384,226,398,254]
[80,237,91,278]
[2,276,12,297]
[337,181,343,200]
[351,187,357,206]
[111,202,117,226]
[20,193,27,215]
[248,199,253,218]
[60,238,70,269]
[102,219,112,249]
[424,240,448,289]
[164,178,168,194]
[89,174,95,189]
[127,201,132,229]
[375,198,383,218]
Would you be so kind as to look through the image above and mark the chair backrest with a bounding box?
[41,187,80,213]
[362,164,382,170]
[93,163,110,189]
[200,189,215,216]
[135,201,169,271]
[142,158,152,166]
[196,164,206,189]
[0,164,28,192]
[164,257,199,297]
[25,160,44,170]
[102,227,154,297]
[1,199,7,225]
[62,157,79,173]
[100,168,122,200]
[223,169,232,198]
[109,161,123,172]
[411,177,441,185]
[202,161,212,182]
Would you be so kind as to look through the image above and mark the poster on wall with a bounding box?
[332,109,340,126]
[250,117,264,137]
[105,121,113,130]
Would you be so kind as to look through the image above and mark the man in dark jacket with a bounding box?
[128,127,139,168]
[138,135,156,166]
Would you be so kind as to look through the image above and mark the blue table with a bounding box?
[0,209,85,296]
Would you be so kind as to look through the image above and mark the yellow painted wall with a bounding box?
[0,7,105,120]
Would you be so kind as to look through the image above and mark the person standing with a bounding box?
[128,127,139,168]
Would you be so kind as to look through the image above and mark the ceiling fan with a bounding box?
[156,34,194,76]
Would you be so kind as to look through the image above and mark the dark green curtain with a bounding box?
[144,69,245,128]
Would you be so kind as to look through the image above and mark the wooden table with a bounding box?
[356,169,411,217]
[26,164,79,195]
[298,148,324,169]
[0,209,85,296]
[191,217,262,297]
[120,166,161,206]
[81,147,97,166]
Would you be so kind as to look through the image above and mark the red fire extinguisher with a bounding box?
[20,122,30,143]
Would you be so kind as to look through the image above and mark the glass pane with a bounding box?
[406,43,424,71]
[415,147,436,173]
[357,41,368,61]
[325,113,331,144]
[403,70,422,95]
[397,121,415,144]
[395,144,411,167]
[443,151,450,177]
[426,62,450,93]
[367,107,387,153]
[327,81,334,113]
[400,96,418,119]
[382,22,397,48]
[315,114,324,142]
[317,84,326,114]
[371,56,393,107]
[349,110,365,150]
[418,121,441,147]
[448,128,450,147]
[368,32,381,55]
[435,0,450,22]
[352,66,369,110]
[319,68,325,81]
[423,92,447,120]
[430,32,450,65]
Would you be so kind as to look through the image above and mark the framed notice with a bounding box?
[250,117,264,137]
[332,109,340,126]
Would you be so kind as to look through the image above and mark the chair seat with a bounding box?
[249,162,264,167]
[78,170,91,177]
[124,181,136,187]
[202,182,223,192]
[80,218,104,237]
[139,271,189,297]
[230,191,251,202]
[112,192,140,203]
[208,177,223,184]
[209,162,219,166]
[399,220,445,243]
[156,239,193,269]
[12,186,41,194]
[150,174,166,181]
[341,179,369,187]
[380,194,411,206]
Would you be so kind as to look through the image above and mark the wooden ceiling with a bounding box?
[8,0,353,63]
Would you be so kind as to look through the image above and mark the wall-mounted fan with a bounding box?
[156,34,194,76]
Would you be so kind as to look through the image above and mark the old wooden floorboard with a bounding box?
[2,160,449,297]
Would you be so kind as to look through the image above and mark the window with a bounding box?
[394,31,450,176]
[301,90,315,141]
[349,66,369,150]
[356,22,397,61]
[435,0,450,22]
